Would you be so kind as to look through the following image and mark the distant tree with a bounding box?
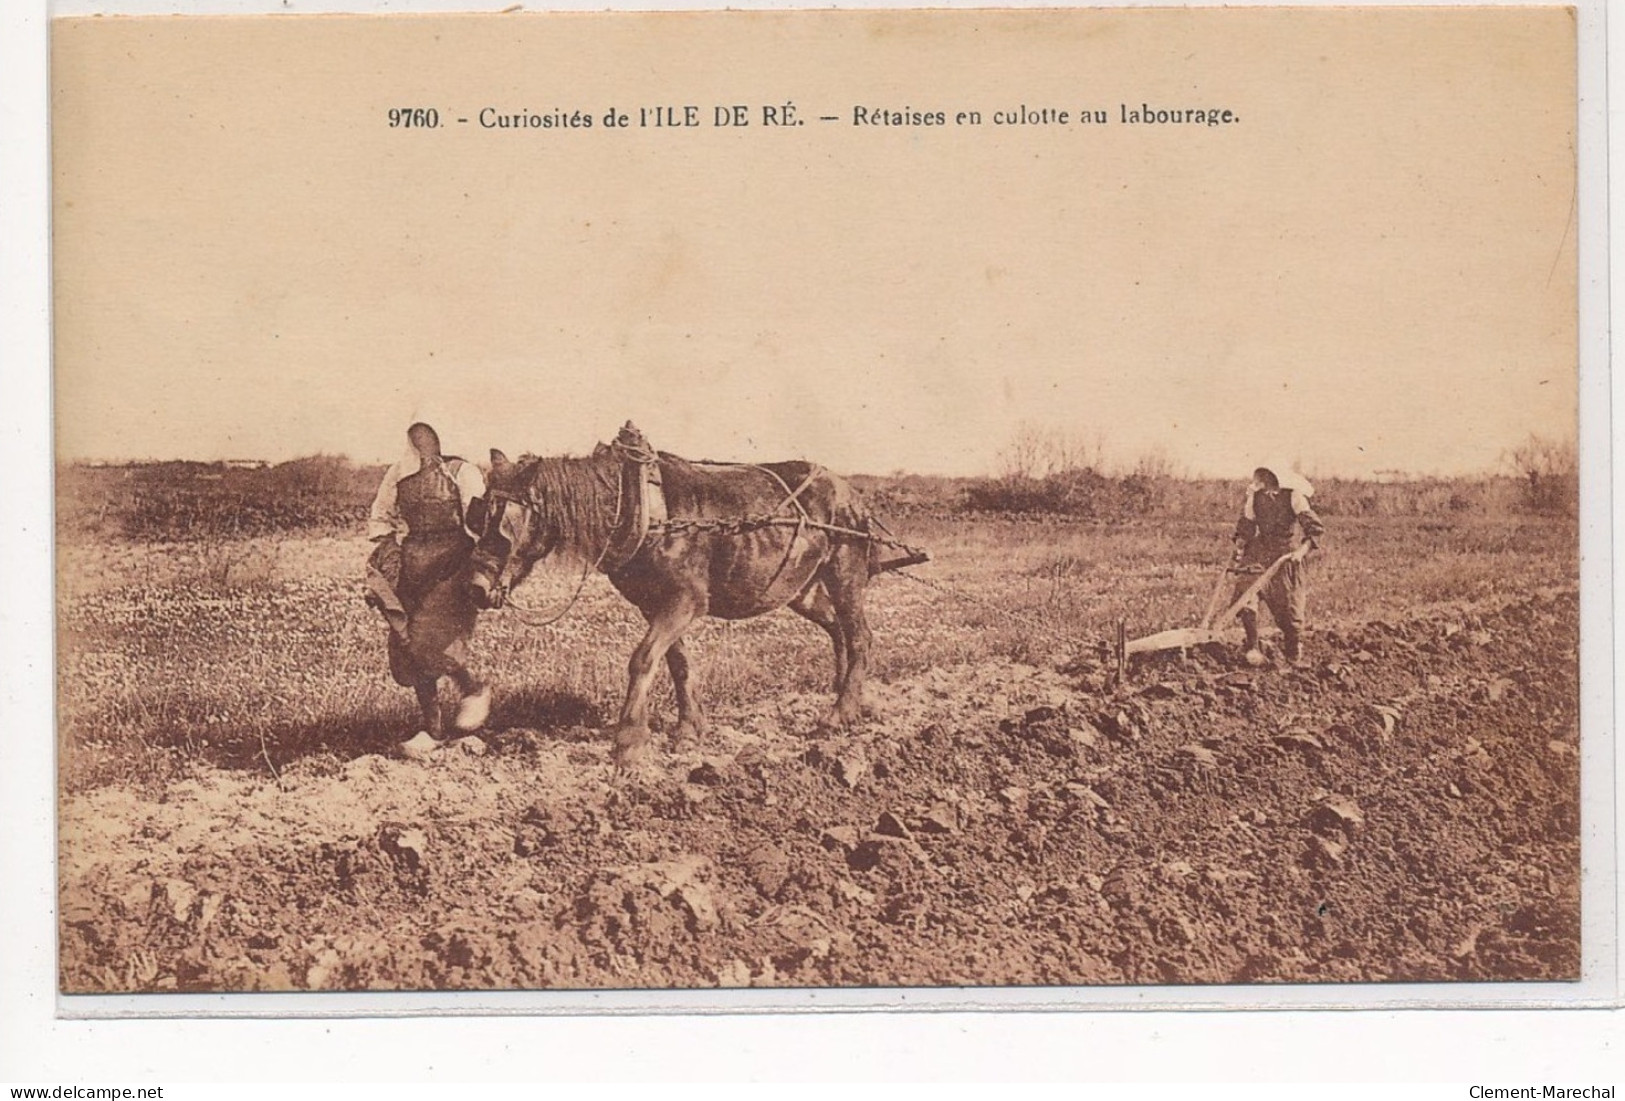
[996,422,1108,480]
[1129,446,1184,481]
[1504,433,1578,516]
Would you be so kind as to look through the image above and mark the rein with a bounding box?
[487,482,624,628]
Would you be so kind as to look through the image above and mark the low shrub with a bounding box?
[59,457,385,542]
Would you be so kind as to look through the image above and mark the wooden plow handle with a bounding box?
[1198,563,1237,630]
[1212,550,1298,627]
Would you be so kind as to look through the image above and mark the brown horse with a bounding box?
[469,434,909,767]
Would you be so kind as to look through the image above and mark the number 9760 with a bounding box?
[388,108,440,128]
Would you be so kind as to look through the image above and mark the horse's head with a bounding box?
[469,449,554,610]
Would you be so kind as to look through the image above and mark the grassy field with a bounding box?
[56,505,1576,796]
[53,459,1583,992]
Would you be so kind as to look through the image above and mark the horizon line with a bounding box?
[55,453,1538,485]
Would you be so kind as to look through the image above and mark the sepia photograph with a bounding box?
[49,5,1595,1003]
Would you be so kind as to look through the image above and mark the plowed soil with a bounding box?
[59,584,1580,993]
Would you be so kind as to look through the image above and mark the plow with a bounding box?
[1111,549,1301,677]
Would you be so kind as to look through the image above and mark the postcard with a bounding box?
[50,5,1599,1007]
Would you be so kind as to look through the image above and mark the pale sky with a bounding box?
[51,8,1577,478]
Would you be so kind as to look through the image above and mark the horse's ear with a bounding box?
[490,448,510,469]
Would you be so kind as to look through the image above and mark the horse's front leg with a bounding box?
[665,637,709,746]
[611,603,697,769]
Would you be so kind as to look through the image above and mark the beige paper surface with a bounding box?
[53,8,1575,478]
[51,9,1586,1001]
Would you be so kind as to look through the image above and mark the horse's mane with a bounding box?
[513,452,618,565]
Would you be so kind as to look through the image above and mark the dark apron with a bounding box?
[382,460,479,687]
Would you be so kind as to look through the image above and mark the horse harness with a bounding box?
[594,424,668,571]
[483,422,930,573]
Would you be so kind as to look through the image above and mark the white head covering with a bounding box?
[396,421,449,477]
[1257,462,1313,498]
[395,442,426,476]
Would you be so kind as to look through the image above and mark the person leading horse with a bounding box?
[365,422,492,739]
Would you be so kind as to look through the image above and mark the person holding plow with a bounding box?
[1230,464,1325,666]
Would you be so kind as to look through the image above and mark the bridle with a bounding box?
[472,483,623,627]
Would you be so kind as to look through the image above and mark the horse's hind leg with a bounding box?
[611,601,699,769]
[823,555,873,729]
[790,582,848,696]
[665,637,709,745]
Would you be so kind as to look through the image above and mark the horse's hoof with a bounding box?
[454,685,492,731]
[609,724,652,771]
[671,718,709,746]
[610,746,650,773]
[814,710,849,735]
